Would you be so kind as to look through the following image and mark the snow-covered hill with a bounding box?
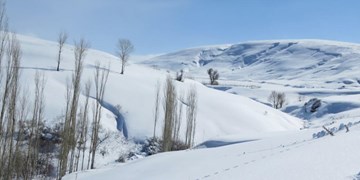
[17,34,303,144]
[18,35,360,180]
[141,40,360,123]
[144,39,360,84]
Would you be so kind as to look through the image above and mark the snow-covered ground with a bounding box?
[64,121,360,180]
[141,39,360,125]
[16,35,360,179]
[18,35,302,141]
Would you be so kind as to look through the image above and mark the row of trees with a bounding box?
[56,32,134,75]
[0,4,51,177]
[0,1,40,178]
[153,76,198,152]
[58,39,111,179]
[0,2,114,179]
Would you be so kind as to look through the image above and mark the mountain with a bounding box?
[141,40,360,123]
[143,39,360,85]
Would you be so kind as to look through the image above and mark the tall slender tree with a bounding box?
[59,38,89,178]
[56,31,68,71]
[185,85,198,147]
[89,62,109,169]
[162,76,177,152]
[153,81,161,138]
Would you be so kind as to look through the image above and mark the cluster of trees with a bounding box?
[176,68,219,85]
[268,91,286,109]
[153,76,198,152]
[0,3,51,178]
[57,39,111,179]
[0,0,200,179]
[0,2,117,179]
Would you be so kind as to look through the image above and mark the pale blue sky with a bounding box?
[7,0,360,54]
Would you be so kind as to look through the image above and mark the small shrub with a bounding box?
[171,139,189,151]
[175,70,184,82]
[142,137,162,156]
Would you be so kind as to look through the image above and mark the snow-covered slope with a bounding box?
[141,40,360,123]
[143,39,360,84]
[64,119,360,180]
[20,35,360,179]
[17,34,302,144]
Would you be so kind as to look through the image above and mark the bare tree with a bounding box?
[0,33,22,179]
[0,0,9,137]
[0,0,8,75]
[26,71,46,178]
[185,85,197,147]
[116,39,134,74]
[162,76,177,152]
[72,80,91,172]
[268,91,286,109]
[79,80,91,171]
[207,68,219,85]
[153,81,161,138]
[89,62,109,169]
[173,92,183,142]
[56,31,68,71]
[59,38,89,178]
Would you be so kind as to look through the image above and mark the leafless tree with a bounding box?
[56,31,68,71]
[173,93,183,142]
[185,85,197,147]
[78,80,91,171]
[207,68,219,85]
[89,62,109,169]
[25,71,46,178]
[72,80,91,173]
[268,91,286,109]
[116,39,134,74]
[0,0,8,76]
[59,38,89,178]
[153,81,161,138]
[162,76,177,152]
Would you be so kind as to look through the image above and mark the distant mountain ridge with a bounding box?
[142,39,360,84]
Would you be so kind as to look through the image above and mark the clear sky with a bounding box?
[6,0,360,55]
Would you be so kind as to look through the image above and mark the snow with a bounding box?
[16,34,360,179]
[17,34,302,144]
[65,123,360,180]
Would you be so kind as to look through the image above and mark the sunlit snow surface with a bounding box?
[17,35,360,179]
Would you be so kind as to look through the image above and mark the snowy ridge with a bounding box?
[143,39,360,84]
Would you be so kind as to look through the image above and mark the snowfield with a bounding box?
[17,34,303,143]
[15,34,360,179]
[64,123,360,180]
